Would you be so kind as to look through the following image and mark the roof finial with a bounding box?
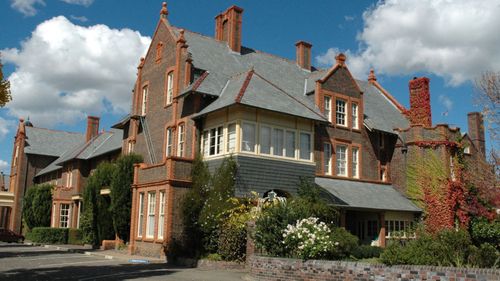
[160,2,168,19]
[138,57,145,69]
[368,68,377,83]
[177,29,186,44]
[335,53,346,66]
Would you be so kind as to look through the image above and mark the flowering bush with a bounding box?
[282,217,338,260]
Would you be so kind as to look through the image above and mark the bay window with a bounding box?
[137,193,144,237]
[241,123,256,152]
[336,145,347,176]
[59,204,70,228]
[260,126,271,154]
[285,131,295,158]
[272,128,284,156]
[227,123,236,153]
[202,126,224,156]
[299,133,311,160]
[158,191,165,240]
[146,192,156,238]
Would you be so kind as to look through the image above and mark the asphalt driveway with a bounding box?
[0,242,246,280]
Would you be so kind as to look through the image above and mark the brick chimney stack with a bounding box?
[467,112,486,156]
[408,77,432,127]
[215,6,243,53]
[295,41,312,71]
[86,116,100,142]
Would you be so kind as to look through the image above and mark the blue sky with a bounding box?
[1,0,499,173]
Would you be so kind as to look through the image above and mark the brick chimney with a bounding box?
[215,6,243,53]
[295,41,312,70]
[86,116,100,142]
[408,77,432,127]
[467,112,486,156]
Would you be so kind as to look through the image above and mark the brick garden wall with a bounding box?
[248,256,500,281]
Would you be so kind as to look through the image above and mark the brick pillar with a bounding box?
[378,212,386,248]
[246,220,256,265]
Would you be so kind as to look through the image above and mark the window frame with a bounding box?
[157,191,166,240]
[241,122,257,153]
[335,144,348,176]
[146,192,156,239]
[177,124,185,157]
[351,102,359,129]
[141,85,148,116]
[323,142,332,175]
[59,203,70,228]
[299,131,312,160]
[137,193,145,238]
[324,95,332,122]
[352,146,360,179]
[165,127,174,157]
[202,125,224,157]
[165,71,174,106]
[335,98,347,127]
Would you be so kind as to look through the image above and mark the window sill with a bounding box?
[163,103,173,109]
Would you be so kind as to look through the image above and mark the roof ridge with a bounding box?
[235,70,254,103]
[252,71,326,120]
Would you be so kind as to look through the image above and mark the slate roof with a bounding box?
[24,127,85,157]
[194,70,327,121]
[315,177,421,212]
[36,129,123,177]
[174,27,409,133]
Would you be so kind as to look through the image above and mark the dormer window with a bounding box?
[141,86,148,116]
[336,99,346,126]
[166,72,174,105]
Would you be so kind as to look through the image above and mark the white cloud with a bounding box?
[0,160,8,172]
[70,15,88,22]
[60,0,93,6]
[2,16,151,127]
[439,95,453,116]
[10,0,45,16]
[0,117,15,140]
[344,15,355,21]
[317,0,500,85]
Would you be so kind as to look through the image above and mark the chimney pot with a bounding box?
[86,116,100,142]
[408,77,432,127]
[295,41,312,70]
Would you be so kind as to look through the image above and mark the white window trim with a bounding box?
[166,72,174,105]
[324,96,332,122]
[336,99,347,127]
[177,125,185,157]
[59,203,70,228]
[324,143,332,175]
[141,86,148,116]
[299,131,312,161]
[202,125,224,157]
[137,193,144,238]
[352,103,359,129]
[336,145,348,177]
[241,122,257,154]
[166,128,173,157]
[226,123,237,153]
[146,192,156,239]
[158,191,165,240]
[352,147,359,179]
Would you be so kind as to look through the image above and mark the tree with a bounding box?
[22,184,53,230]
[0,57,12,107]
[81,162,115,246]
[110,153,143,242]
[180,154,211,257]
[475,71,499,152]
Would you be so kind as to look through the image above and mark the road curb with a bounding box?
[24,242,165,264]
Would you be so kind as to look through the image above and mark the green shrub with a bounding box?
[110,154,143,243]
[470,219,500,248]
[22,184,53,230]
[329,227,359,259]
[199,156,237,253]
[380,243,409,265]
[468,243,499,268]
[68,228,83,245]
[27,227,68,244]
[352,245,384,259]
[205,253,223,261]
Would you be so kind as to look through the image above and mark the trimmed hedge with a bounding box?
[26,227,83,245]
[27,227,68,244]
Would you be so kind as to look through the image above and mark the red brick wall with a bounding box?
[248,256,500,281]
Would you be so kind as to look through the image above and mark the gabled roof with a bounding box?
[24,127,85,157]
[315,177,421,212]
[194,70,327,122]
[169,26,409,132]
[36,129,123,177]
